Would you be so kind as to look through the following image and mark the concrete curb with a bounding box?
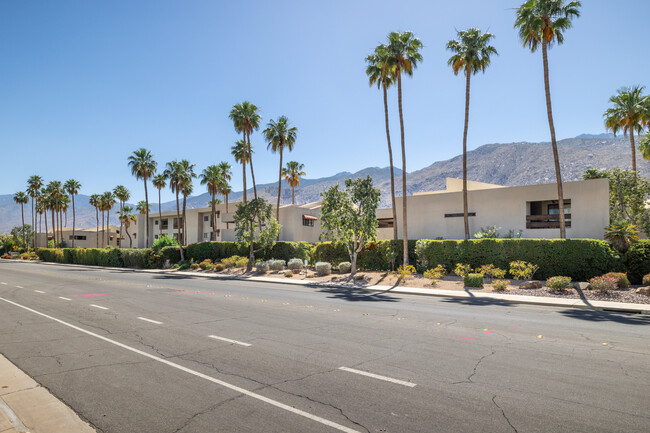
[3,259,649,314]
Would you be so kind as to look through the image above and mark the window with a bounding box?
[203,233,208,239]
[444,212,476,218]
[302,215,316,227]
[134,233,137,239]
[161,219,168,230]
[173,218,183,229]
[155,220,159,225]
[69,235,87,240]
[204,216,209,222]
[527,200,571,229]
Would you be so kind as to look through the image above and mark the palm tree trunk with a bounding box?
[20,204,25,247]
[33,197,38,248]
[397,71,409,265]
[242,161,247,203]
[182,194,187,246]
[107,208,110,247]
[247,131,258,200]
[630,132,637,178]
[144,178,150,248]
[95,207,99,248]
[51,209,55,247]
[176,190,184,261]
[101,210,105,248]
[126,225,132,248]
[31,197,34,249]
[158,189,163,236]
[462,69,471,240]
[542,39,566,239]
[277,148,283,222]
[72,195,76,248]
[118,201,123,249]
[292,185,295,205]
[383,82,398,241]
[211,192,216,242]
[44,208,48,248]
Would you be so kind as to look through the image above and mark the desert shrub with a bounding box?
[214,263,225,272]
[396,265,416,279]
[624,240,650,284]
[1,253,11,259]
[235,257,249,268]
[491,279,509,291]
[255,261,269,273]
[603,272,629,289]
[287,258,304,271]
[589,275,618,293]
[509,261,539,280]
[170,264,180,270]
[315,261,331,276]
[267,259,286,271]
[177,262,190,271]
[338,262,352,273]
[199,259,214,270]
[464,273,484,288]
[454,263,472,278]
[284,270,293,277]
[190,263,200,270]
[18,252,31,260]
[643,274,650,286]
[546,276,572,291]
[477,264,506,279]
[423,264,446,280]
[473,226,500,239]
[354,274,365,281]
[152,234,179,251]
[222,255,242,268]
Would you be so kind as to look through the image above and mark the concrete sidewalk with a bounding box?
[0,354,95,433]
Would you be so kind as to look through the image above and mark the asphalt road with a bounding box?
[0,260,649,433]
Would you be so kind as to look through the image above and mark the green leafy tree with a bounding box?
[639,134,650,162]
[11,225,33,249]
[282,161,306,205]
[515,0,581,239]
[447,28,498,240]
[264,116,298,221]
[64,179,82,248]
[128,148,157,248]
[13,192,29,247]
[233,198,282,272]
[152,174,167,236]
[319,175,381,276]
[604,86,647,178]
[366,45,398,240]
[385,31,423,264]
[230,102,262,200]
[118,205,137,248]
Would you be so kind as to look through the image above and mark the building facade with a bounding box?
[35,226,121,249]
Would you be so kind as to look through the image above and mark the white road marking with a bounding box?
[34,290,45,294]
[58,297,71,301]
[90,304,109,310]
[208,335,251,347]
[0,282,7,285]
[137,317,163,325]
[338,367,417,388]
[15,286,23,289]
[0,297,360,433]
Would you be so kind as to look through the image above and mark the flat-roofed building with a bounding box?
[35,226,121,248]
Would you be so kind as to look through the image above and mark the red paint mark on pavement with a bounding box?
[512,325,523,328]
[70,294,107,297]
[458,337,474,340]
[484,331,498,335]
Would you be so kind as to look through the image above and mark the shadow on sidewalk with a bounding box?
[559,309,650,325]
[317,286,400,302]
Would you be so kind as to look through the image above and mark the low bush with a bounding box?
[314,240,417,270]
[1,253,11,259]
[160,246,186,264]
[255,261,269,274]
[643,274,650,286]
[214,263,225,272]
[222,256,242,268]
[423,264,446,280]
[396,265,416,279]
[624,240,650,284]
[604,272,630,289]
[491,279,509,291]
[287,258,304,271]
[235,257,249,268]
[199,259,213,270]
[454,263,472,278]
[152,234,179,251]
[190,263,200,270]
[284,270,293,278]
[268,259,286,271]
[589,275,618,293]
[463,273,484,288]
[315,261,331,276]
[509,261,539,280]
[477,264,506,279]
[177,262,190,271]
[546,276,572,291]
[338,262,352,273]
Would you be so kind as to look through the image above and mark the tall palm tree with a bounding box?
[118,205,137,248]
[113,185,130,247]
[27,175,43,248]
[231,140,250,203]
[385,31,423,265]
[46,181,63,246]
[163,161,189,261]
[200,165,222,242]
[179,160,196,246]
[282,161,306,205]
[217,161,233,212]
[264,116,298,221]
[13,191,29,247]
[136,201,151,215]
[447,28,498,240]
[515,0,581,239]
[604,86,647,179]
[89,194,100,248]
[36,194,45,243]
[366,45,398,240]
[152,174,167,236]
[230,102,262,199]
[127,148,157,248]
[102,192,116,247]
[64,179,82,248]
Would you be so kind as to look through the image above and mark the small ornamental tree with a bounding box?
[319,176,381,276]
[233,198,282,272]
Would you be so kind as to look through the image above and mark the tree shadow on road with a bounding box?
[440,296,517,308]
[559,309,650,325]
[316,286,400,302]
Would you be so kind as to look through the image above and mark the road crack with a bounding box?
[492,395,518,432]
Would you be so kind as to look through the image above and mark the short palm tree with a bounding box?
[385,31,423,265]
[180,165,195,246]
[230,102,261,199]
[64,179,82,247]
[127,148,157,248]
[282,161,306,205]
[366,45,398,240]
[217,161,233,212]
[113,185,130,248]
[163,160,194,259]
[102,192,116,247]
[13,191,29,247]
[152,174,167,236]
[118,205,137,248]
[447,28,498,240]
[27,175,43,248]
[89,194,100,247]
[515,0,581,239]
[264,116,298,221]
[231,140,250,202]
[200,165,222,242]
[604,86,647,178]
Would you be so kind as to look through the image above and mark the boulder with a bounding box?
[573,282,593,291]
[635,287,650,296]
[519,280,543,290]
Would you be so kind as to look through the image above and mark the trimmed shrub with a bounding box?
[396,265,416,279]
[643,274,650,286]
[338,262,352,273]
[589,275,618,293]
[214,263,225,272]
[190,263,200,270]
[255,261,269,273]
[267,259,286,271]
[624,240,650,284]
[287,258,304,271]
[313,240,417,270]
[546,276,572,291]
[477,264,506,279]
[222,256,242,268]
[604,272,629,289]
[161,246,186,264]
[491,279,509,291]
[315,261,331,276]
[235,257,249,268]
[464,273,484,288]
[424,264,446,280]
[121,249,159,268]
[284,270,293,278]
[454,263,472,278]
[509,261,539,281]
[152,234,178,251]
[185,242,247,263]
[199,259,213,270]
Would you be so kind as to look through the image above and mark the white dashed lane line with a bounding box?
[34,290,45,294]
[58,297,71,301]
[338,367,417,388]
[1,282,7,285]
[90,304,109,310]
[137,317,163,325]
[208,335,252,347]
[15,286,23,289]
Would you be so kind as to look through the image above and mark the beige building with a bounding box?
[35,226,121,249]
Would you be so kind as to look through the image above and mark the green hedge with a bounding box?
[625,240,650,284]
[415,239,623,281]
[37,247,161,269]
[313,240,417,271]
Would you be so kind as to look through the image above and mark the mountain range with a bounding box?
[1,134,646,233]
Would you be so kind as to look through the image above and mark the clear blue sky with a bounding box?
[1,0,648,203]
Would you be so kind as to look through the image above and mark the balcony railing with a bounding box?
[526,214,572,229]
